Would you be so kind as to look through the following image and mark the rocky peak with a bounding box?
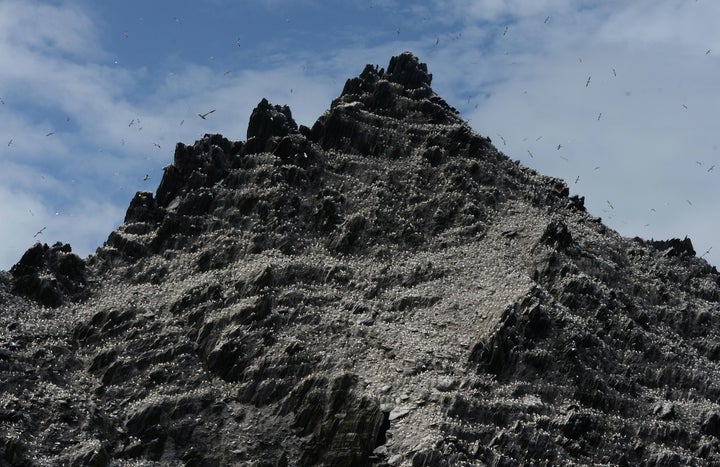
[9,241,87,307]
[246,97,298,141]
[311,53,476,157]
[5,52,720,466]
[385,51,433,89]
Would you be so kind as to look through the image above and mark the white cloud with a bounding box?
[0,0,102,59]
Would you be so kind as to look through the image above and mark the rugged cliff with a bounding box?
[3,52,720,466]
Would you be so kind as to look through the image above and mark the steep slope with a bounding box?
[3,52,720,466]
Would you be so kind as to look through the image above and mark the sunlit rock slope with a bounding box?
[3,52,720,466]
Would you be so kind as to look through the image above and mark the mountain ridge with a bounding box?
[3,52,720,466]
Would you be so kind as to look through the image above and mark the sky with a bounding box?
[1,0,719,270]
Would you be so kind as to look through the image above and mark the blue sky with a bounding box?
[1,0,719,270]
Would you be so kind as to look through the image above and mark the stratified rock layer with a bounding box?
[3,52,720,466]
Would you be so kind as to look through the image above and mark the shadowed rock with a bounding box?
[10,242,87,307]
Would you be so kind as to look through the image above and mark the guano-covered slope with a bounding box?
[3,52,720,466]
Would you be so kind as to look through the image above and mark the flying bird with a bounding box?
[502,26,508,36]
[687,200,693,206]
[128,119,135,127]
[180,119,184,126]
[708,165,715,172]
[527,150,534,158]
[682,104,688,109]
[606,200,614,210]
[143,174,150,181]
[7,139,12,146]
[575,176,580,184]
[0,97,4,104]
[435,36,440,46]
[586,76,591,87]
[612,68,617,77]
[236,38,241,47]
[544,16,550,24]
[198,109,216,119]
[153,143,161,149]
[556,144,562,150]
[597,113,602,121]
[45,131,55,137]
[33,226,47,238]
[499,135,506,146]
[706,49,712,55]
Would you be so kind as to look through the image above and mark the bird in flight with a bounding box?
[597,113,602,121]
[198,109,216,119]
[46,131,55,137]
[527,150,534,158]
[153,143,161,149]
[499,135,506,146]
[0,97,4,104]
[143,174,150,181]
[503,26,508,36]
[556,144,562,150]
[606,200,614,210]
[7,139,12,146]
[586,76,591,87]
[129,119,135,127]
[706,49,712,55]
[708,165,715,172]
[33,226,46,238]
[435,36,440,46]
[575,176,580,184]
[544,16,550,24]
[612,68,617,77]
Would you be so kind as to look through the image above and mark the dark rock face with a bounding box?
[10,241,87,307]
[3,52,720,466]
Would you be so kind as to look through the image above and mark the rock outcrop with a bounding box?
[3,52,720,466]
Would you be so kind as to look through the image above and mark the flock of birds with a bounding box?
[1,4,715,265]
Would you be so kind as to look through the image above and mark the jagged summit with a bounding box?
[329,52,460,126]
[4,52,720,466]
